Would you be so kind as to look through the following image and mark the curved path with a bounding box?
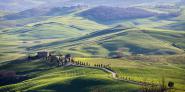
[66,62,185,92]
[61,63,185,92]
[71,64,117,78]
[66,63,157,86]
[50,61,184,91]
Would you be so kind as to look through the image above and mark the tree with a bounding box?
[168,81,174,88]
[65,54,72,62]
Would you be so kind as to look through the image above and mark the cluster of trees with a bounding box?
[73,61,91,66]
[116,75,132,81]
[116,72,175,92]
[141,81,174,92]
[72,60,112,70]
[94,64,111,69]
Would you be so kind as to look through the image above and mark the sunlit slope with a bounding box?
[75,56,185,90]
[29,26,185,56]
[0,59,138,92]
[0,33,25,62]
[1,5,185,59]
[175,6,185,21]
[0,15,108,61]
[0,10,9,17]
[2,15,108,40]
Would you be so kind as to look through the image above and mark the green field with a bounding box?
[0,59,139,92]
[0,55,185,92]
[75,56,185,91]
[29,27,185,56]
[0,3,185,92]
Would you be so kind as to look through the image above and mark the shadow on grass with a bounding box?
[0,57,53,77]
[31,77,113,92]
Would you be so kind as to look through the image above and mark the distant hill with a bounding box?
[0,0,184,56]
[62,0,180,7]
[0,0,180,12]
[161,22,185,31]
[2,5,87,20]
[0,0,45,12]
[79,6,158,24]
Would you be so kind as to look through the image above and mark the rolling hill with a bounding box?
[0,54,184,91]
[0,10,10,17]
[27,26,185,56]
[0,58,140,92]
[0,0,180,12]
[0,1,185,92]
[1,4,185,59]
[61,0,180,8]
[0,14,109,61]
[161,22,185,31]
[2,5,87,20]
[79,6,158,24]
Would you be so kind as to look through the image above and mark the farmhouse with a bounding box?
[37,51,50,58]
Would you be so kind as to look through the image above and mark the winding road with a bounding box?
[65,62,185,92]
[67,63,157,86]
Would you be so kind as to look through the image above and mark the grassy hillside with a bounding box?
[0,3,185,92]
[28,26,185,56]
[75,56,185,90]
[2,5,87,20]
[0,33,25,62]
[1,5,185,60]
[0,10,9,17]
[161,22,185,31]
[2,5,182,57]
[0,59,138,92]
[79,6,158,24]
[0,55,184,92]
[0,13,109,61]
[0,17,50,29]
[175,6,185,21]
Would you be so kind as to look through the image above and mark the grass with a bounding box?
[46,27,184,56]
[0,33,25,62]
[27,15,109,34]
[0,10,10,17]
[21,25,185,57]
[101,29,183,53]
[0,4,185,92]
[0,55,184,91]
[175,6,185,21]
[0,59,138,92]
[160,21,185,31]
[0,14,110,61]
[1,6,185,58]
[74,57,185,90]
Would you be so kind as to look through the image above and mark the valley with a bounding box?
[0,0,185,92]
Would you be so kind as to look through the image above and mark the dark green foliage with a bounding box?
[168,81,174,88]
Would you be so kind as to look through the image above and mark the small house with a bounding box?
[37,51,49,58]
